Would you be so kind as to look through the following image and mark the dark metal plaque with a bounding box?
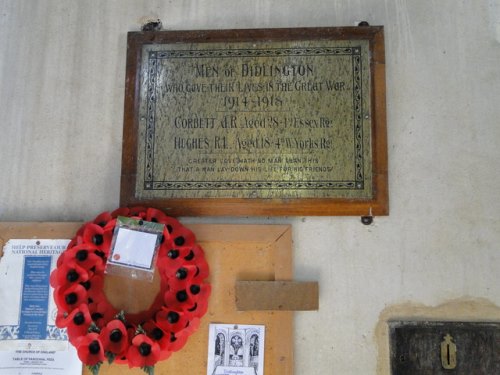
[389,321,500,374]
[121,27,388,216]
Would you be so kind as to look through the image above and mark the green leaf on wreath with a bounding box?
[135,324,146,336]
[105,351,116,364]
[141,365,155,375]
[87,362,102,375]
[87,322,101,334]
[115,310,127,324]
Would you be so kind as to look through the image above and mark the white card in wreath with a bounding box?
[110,228,158,270]
[207,323,265,375]
[105,216,164,281]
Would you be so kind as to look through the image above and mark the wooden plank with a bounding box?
[235,281,319,311]
[0,222,295,375]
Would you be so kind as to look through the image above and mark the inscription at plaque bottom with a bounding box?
[135,39,373,199]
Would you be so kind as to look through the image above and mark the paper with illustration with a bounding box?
[207,323,265,375]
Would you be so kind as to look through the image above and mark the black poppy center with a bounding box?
[176,290,188,302]
[73,312,85,325]
[167,311,180,324]
[66,270,79,282]
[65,292,78,305]
[110,329,122,343]
[167,250,179,259]
[174,236,185,246]
[170,333,177,342]
[93,234,103,245]
[139,342,152,356]
[89,340,101,355]
[91,312,103,321]
[94,250,105,258]
[184,250,194,261]
[190,284,201,295]
[152,328,164,340]
[80,281,91,290]
[176,268,188,280]
[76,249,88,261]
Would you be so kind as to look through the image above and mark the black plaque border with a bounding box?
[120,27,388,216]
[143,46,364,192]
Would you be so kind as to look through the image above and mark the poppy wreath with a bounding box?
[50,207,210,375]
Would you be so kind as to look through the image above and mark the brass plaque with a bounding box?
[121,28,388,216]
[389,321,500,374]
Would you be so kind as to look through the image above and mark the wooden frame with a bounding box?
[120,26,388,216]
[0,223,294,374]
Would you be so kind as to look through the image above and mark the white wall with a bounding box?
[1,1,500,373]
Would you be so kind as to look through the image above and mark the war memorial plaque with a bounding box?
[120,27,388,216]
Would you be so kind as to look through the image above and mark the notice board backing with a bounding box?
[0,222,294,374]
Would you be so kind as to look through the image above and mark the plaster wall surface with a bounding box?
[1,1,500,374]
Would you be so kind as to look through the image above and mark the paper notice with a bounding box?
[0,239,82,375]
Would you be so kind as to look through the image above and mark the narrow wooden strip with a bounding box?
[235,281,319,311]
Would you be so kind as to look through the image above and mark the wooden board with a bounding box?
[0,222,294,374]
[120,26,388,216]
[236,281,319,311]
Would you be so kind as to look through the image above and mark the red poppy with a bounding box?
[156,226,174,260]
[156,251,183,276]
[128,206,147,218]
[110,207,130,218]
[56,304,93,345]
[183,244,206,266]
[112,325,138,363]
[76,332,105,366]
[160,218,198,254]
[161,264,197,289]
[143,321,171,358]
[50,261,89,288]
[63,244,105,272]
[161,216,182,235]
[155,308,189,334]
[82,223,111,254]
[157,245,206,279]
[184,283,211,320]
[92,211,113,228]
[166,328,190,352]
[144,207,167,222]
[169,226,196,250]
[54,283,87,314]
[163,286,194,312]
[185,317,201,334]
[99,319,129,356]
[189,245,209,279]
[85,274,106,302]
[55,309,69,328]
[127,334,160,368]
[55,251,65,268]
[88,299,118,329]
